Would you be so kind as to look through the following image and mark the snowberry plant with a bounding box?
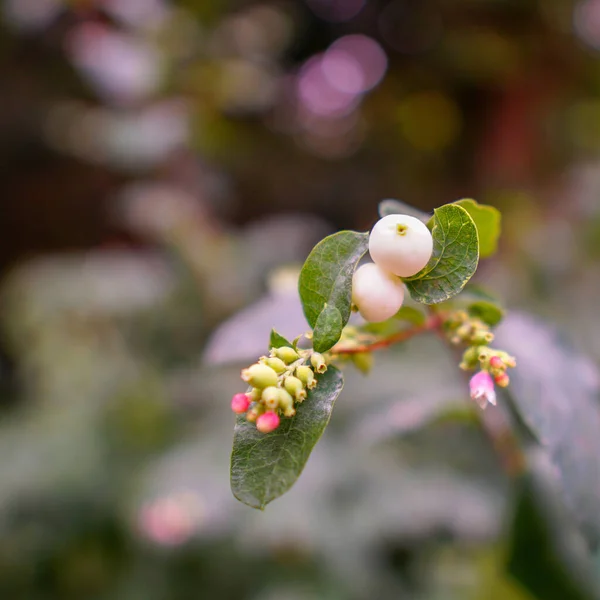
[230,198,511,509]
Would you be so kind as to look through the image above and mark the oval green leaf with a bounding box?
[298,231,369,351]
[468,300,505,327]
[269,328,293,349]
[455,198,501,258]
[313,305,343,353]
[230,366,344,509]
[405,204,479,304]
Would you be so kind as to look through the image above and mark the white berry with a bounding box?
[368,214,433,277]
[352,262,405,323]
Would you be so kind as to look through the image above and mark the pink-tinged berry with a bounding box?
[352,262,405,323]
[256,411,280,433]
[489,356,504,370]
[469,370,497,409]
[494,372,510,388]
[231,393,251,414]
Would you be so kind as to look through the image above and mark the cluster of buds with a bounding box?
[444,310,516,410]
[230,346,328,433]
[445,311,495,346]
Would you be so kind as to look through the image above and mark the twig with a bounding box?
[332,315,444,355]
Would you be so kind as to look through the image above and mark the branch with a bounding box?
[331,315,444,355]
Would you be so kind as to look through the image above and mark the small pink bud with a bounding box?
[489,356,504,369]
[256,411,280,433]
[494,372,510,388]
[469,370,496,409]
[231,393,251,414]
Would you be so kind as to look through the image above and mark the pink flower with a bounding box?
[256,411,280,433]
[469,370,496,409]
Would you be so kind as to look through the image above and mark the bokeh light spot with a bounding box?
[322,35,388,94]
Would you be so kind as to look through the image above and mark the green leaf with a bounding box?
[378,199,431,222]
[230,366,344,509]
[454,198,501,258]
[456,284,505,326]
[496,313,600,548]
[404,204,479,304]
[394,306,426,326]
[269,329,292,349]
[313,305,343,353]
[298,231,369,351]
[468,300,505,326]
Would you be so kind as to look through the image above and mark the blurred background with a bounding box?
[1,1,600,599]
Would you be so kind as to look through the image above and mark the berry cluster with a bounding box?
[231,346,328,433]
[352,214,433,323]
[446,311,516,409]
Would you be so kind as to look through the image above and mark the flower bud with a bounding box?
[489,356,504,370]
[231,393,251,414]
[296,365,316,390]
[494,372,510,388]
[247,388,262,402]
[278,388,294,412]
[246,406,262,422]
[261,386,281,410]
[266,357,287,374]
[461,346,482,370]
[310,353,328,374]
[472,331,494,345]
[256,411,280,433]
[456,323,472,340]
[241,363,278,389]
[275,346,300,364]
[498,352,517,368]
[284,376,307,401]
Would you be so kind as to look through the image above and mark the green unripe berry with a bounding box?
[461,346,483,370]
[278,388,294,412]
[266,357,287,374]
[284,376,307,401]
[241,363,278,389]
[246,404,264,422]
[261,386,281,410]
[296,365,316,390]
[471,330,494,345]
[247,388,262,402]
[310,352,328,374]
[275,346,300,364]
[283,406,296,418]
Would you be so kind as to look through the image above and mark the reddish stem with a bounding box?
[332,315,444,355]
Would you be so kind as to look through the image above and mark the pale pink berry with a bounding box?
[469,370,496,409]
[489,356,504,369]
[231,393,251,414]
[256,411,280,433]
